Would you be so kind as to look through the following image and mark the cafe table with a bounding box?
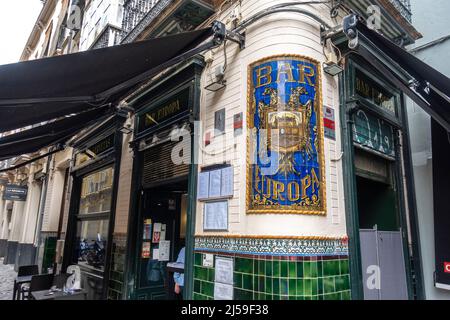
[13,275,33,300]
[31,289,87,300]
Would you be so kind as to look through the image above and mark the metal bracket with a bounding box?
[343,14,359,49]
[212,20,245,49]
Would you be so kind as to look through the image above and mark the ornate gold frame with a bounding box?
[246,54,327,215]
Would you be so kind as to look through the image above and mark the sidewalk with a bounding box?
[0,258,17,300]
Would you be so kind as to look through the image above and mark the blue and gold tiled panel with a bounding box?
[193,236,350,300]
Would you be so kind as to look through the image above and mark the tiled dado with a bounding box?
[193,236,351,300]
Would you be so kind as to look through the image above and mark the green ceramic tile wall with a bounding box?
[193,252,351,300]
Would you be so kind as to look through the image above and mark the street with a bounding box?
[0,258,16,300]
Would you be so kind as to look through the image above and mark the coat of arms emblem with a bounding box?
[247,56,326,215]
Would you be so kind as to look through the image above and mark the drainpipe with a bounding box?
[33,153,52,267]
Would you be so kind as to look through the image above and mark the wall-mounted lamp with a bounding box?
[323,61,344,76]
[205,79,227,92]
[119,124,132,135]
[205,64,227,92]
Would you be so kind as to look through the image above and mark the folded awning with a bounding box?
[0,26,217,133]
[341,15,450,131]
[0,21,238,164]
[0,106,111,160]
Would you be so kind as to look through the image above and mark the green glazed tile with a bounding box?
[234,272,242,288]
[323,260,340,276]
[272,278,280,294]
[266,261,273,277]
[343,274,350,290]
[310,261,318,278]
[280,279,288,295]
[258,293,267,300]
[317,261,323,277]
[325,293,340,300]
[194,253,202,266]
[318,278,323,295]
[193,293,202,300]
[323,277,335,293]
[335,275,346,292]
[235,258,253,274]
[272,294,280,300]
[289,279,296,296]
[296,279,304,295]
[340,259,350,275]
[311,279,318,296]
[303,261,311,278]
[288,262,296,278]
[194,266,208,281]
[207,269,215,282]
[258,260,265,276]
[296,261,303,278]
[280,295,289,300]
[258,276,265,292]
[242,274,254,291]
[201,281,214,297]
[273,261,280,277]
[194,280,201,293]
[280,261,288,277]
[235,289,253,300]
[304,279,312,296]
[265,277,272,293]
[341,290,351,300]
[304,296,312,300]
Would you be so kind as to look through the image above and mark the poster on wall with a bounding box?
[203,201,228,231]
[143,219,152,240]
[246,55,326,215]
[141,242,151,258]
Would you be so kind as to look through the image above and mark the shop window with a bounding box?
[72,166,114,272]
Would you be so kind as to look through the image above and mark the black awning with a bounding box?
[342,15,450,131]
[0,106,111,160]
[0,27,216,132]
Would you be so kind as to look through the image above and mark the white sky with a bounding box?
[0,1,43,65]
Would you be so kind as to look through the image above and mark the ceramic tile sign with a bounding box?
[247,55,326,215]
[203,201,228,231]
[323,106,336,140]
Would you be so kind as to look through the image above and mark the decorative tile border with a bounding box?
[194,236,348,257]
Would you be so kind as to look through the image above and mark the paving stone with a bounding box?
[0,258,17,300]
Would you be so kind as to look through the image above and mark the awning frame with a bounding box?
[333,14,450,132]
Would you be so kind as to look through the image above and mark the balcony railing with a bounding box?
[389,0,412,22]
[90,25,123,50]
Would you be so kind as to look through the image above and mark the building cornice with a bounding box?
[20,0,58,61]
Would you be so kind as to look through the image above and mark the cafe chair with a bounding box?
[17,265,39,300]
[26,274,54,300]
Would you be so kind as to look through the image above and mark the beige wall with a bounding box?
[195,0,347,238]
[41,148,72,233]
[113,118,134,234]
